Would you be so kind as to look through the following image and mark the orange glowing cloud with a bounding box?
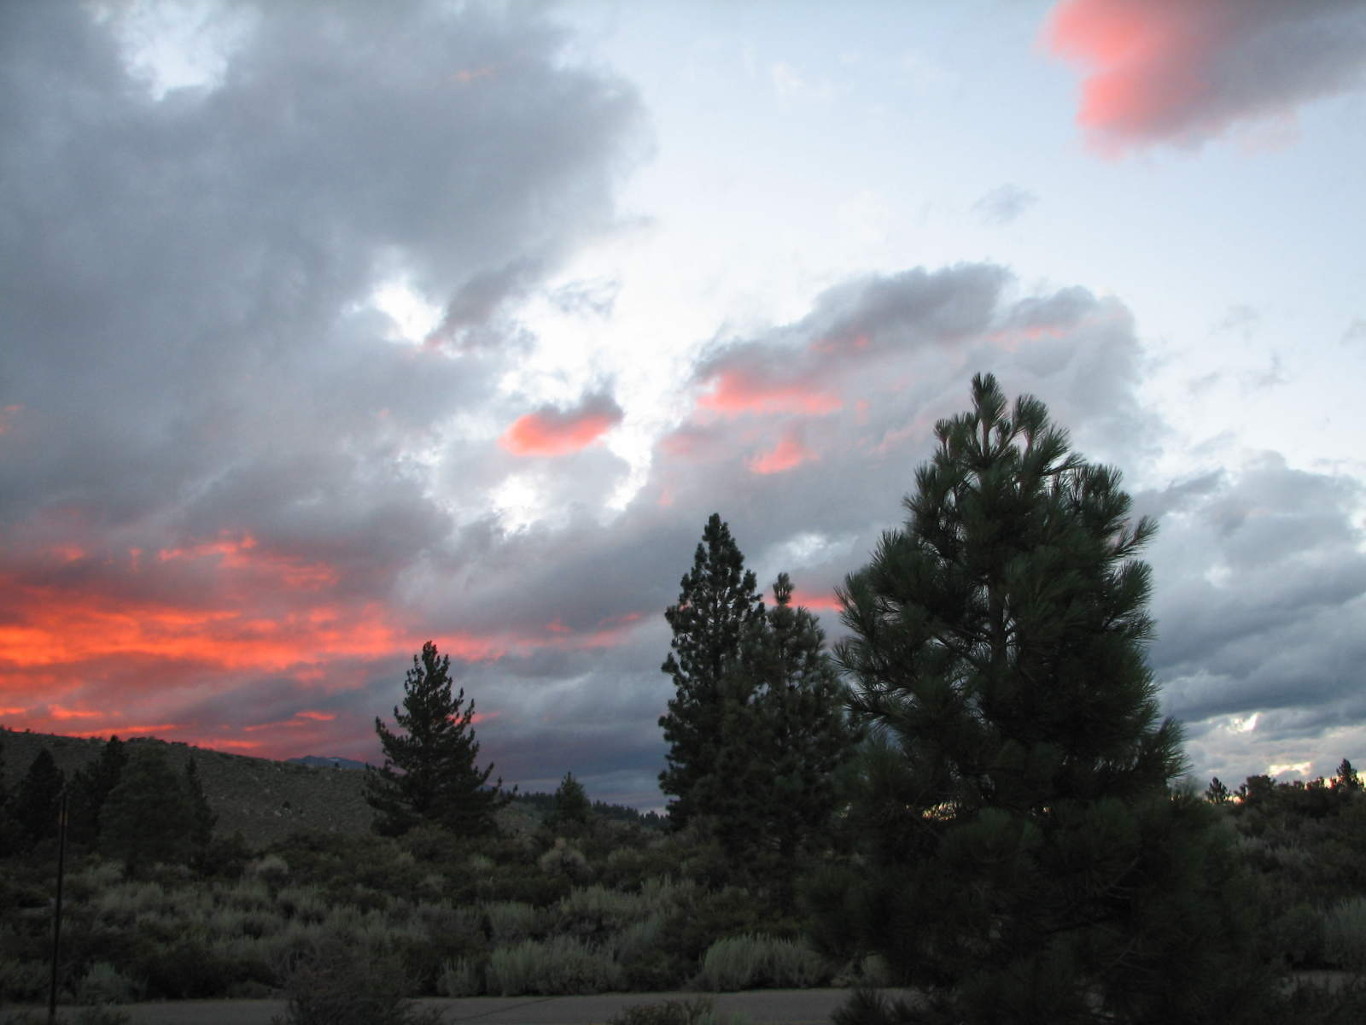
[49,705,102,720]
[453,66,497,84]
[500,395,623,457]
[699,370,841,417]
[0,575,406,675]
[65,724,181,739]
[157,532,338,591]
[1043,0,1366,156]
[748,429,818,475]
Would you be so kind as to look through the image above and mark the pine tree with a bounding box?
[548,771,592,831]
[818,374,1271,1025]
[1205,776,1232,804]
[700,573,856,892]
[13,747,66,849]
[0,732,18,857]
[1336,757,1362,792]
[184,756,217,850]
[658,513,765,828]
[100,745,196,872]
[68,734,127,848]
[365,641,510,837]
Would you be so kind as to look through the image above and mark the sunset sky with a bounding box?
[2,0,1364,809]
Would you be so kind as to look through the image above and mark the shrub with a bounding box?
[272,932,440,1025]
[0,1008,134,1025]
[606,997,751,1025]
[481,901,540,942]
[638,875,698,912]
[69,1008,133,1025]
[538,838,592,882]
[277,885,328,924]
[559,885,650,939]
[1323,897,1366,970]
[486,936,624,995]
[1272,902,1327,967]
[75,962,140,1005]
[0,957,49,1003]
[437,957,483,997]
[607,914,664,964]
[246,854,291,885]
[695,934,828,991]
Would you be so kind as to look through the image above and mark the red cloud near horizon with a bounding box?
[0,525,651,760]
[1044,0,1366,156]
[501,394,623,456]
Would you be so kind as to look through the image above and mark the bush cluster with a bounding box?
[0,809,808,1006]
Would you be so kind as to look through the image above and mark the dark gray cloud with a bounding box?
[0,0,649,782]
[1141,455,1366,783]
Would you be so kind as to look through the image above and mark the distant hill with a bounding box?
[288,755,369,771]
[0,728,660,846]
[0,728,374,848]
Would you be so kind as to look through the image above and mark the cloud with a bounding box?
[3,3,1357,810]
[0,0,647,779]
[697,370,843,418]
[1138,454,1366,783]
[1044,0,1366,156]
[748,428,819,475]
[501,393,624,457]
[972,184,1038,225]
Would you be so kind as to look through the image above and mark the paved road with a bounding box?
[68,989,905,1025]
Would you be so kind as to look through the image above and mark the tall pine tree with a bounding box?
[13,748,65,850]
[700,573,856,892]
[366,641,510,837]
[817,374,1270,1025]
[658,513,765,828]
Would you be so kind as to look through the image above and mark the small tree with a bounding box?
[366,641,510,837]
[659,513,765,828]
[1204,776,1232,804]
[0,731,17,856]
[184,756,217,851]
[548,771,592,831]
[817,374,1272,1024]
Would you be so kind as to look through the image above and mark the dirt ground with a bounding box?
[29,988,914,1025]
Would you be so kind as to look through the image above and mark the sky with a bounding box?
[2,0,1364,810]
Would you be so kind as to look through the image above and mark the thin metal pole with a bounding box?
[48,788,67,1025]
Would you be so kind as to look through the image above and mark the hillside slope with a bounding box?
[0,728,374,848]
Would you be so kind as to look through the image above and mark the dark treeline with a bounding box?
[2,375,1364,1024]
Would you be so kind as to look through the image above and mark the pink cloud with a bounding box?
[0,405,21,435]
[789,588,844,614]
[500,394,623,456]
[1044,0,1366,156]
[698,370,842,417]
[748,429,818,475]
